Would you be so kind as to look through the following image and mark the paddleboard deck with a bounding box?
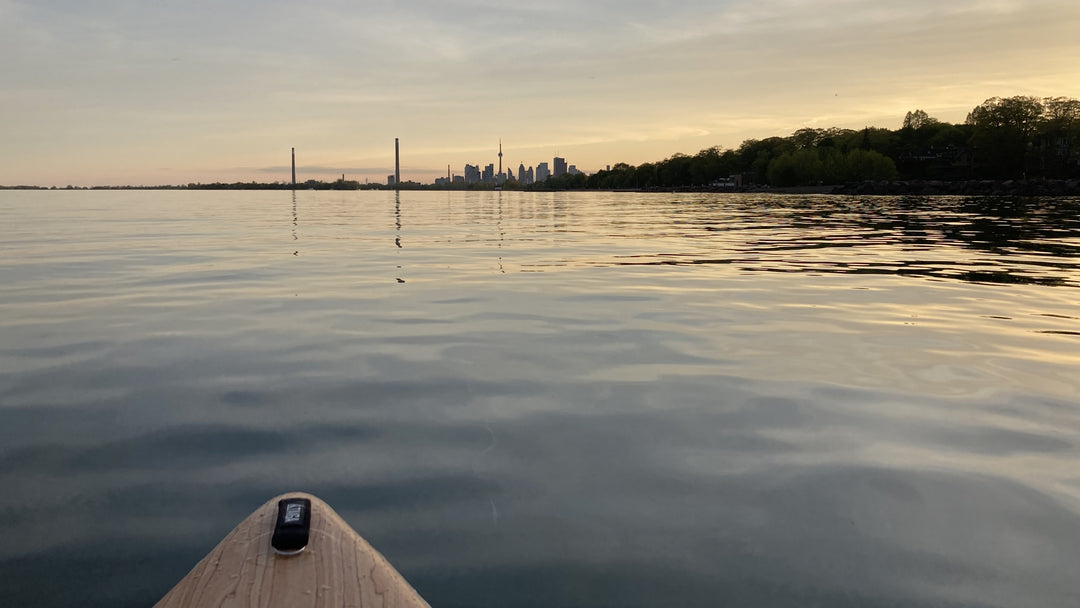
[155,492,430,608]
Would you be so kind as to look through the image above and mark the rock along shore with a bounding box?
[830,179,1080,196]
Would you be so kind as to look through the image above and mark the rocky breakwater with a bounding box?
[832,179,1080,196]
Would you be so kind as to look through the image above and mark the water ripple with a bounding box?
[2,190,1079,608]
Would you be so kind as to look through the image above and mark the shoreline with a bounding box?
[635,179,1080,196]
[4,179,1080,196]
[829,179,1080,196]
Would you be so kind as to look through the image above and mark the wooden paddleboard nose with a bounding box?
[154,492,431,608]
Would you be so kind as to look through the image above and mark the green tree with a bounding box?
[767,148,897,186]
[737,137,792,184]
[902,109,940,130]
[789,128,825,149]
[688,146,731,184]
[657,153,692,186]
[634,162,658,188]
[1037,96,1080,177]
[841,149,899,182]
[966,96,1044,177]
[766,149,823,186]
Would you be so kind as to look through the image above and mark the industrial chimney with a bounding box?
[394,138,400,190]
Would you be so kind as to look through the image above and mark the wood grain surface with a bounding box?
[154,492,430,608]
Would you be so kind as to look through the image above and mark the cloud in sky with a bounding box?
[2,0,1079,185]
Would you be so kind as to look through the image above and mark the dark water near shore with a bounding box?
[2,190,1080,607]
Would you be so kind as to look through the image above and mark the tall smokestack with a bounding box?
[291,147,296,190]
[395,138,400,190]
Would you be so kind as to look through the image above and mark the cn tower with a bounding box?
[498,139,503,179]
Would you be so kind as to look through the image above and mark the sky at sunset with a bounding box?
[3,0,1079,187]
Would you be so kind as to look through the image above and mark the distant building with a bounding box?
[518,163,527,183]
[464,164,481,184]
[387,175,396,186]
[536,162,550,182]
[553,157,567,177]
[710,174,742,189]
[483,163,495,183]
[568,165,580,175]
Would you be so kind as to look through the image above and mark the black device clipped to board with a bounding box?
[271,497,311,556]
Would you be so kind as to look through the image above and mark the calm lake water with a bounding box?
[2,190,1080,607]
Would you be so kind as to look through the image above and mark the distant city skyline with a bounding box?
[2,1,1078,187]
[422,141,580,186]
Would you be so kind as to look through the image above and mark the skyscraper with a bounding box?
[464,164,481,183]
[536,162,550,182]
[553,156,567,177]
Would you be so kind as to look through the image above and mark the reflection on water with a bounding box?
[560,195,1080,287]
[291,192,299,256]
[1,190,1079,607]
[395,190,402,249]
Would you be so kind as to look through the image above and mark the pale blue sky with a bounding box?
[3,0,1078,186]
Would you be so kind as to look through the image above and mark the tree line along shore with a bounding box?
[4,95,1078,194]
[531,96,1080,193]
